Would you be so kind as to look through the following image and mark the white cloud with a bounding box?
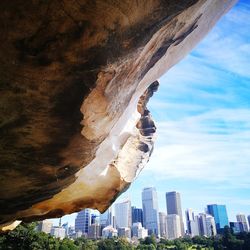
[145,108,250,186]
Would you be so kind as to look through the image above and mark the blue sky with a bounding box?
[54,1,250,226]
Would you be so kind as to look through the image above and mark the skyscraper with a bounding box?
[248,215,250,230]
[185,209,194,235]
[236,214,249,232]
[205,215,217,237]
[159,212,167,238]
[75,208,91,234]
[115,199,132,229]
[207,204,229,233]
[100,207,113,228]
[185,209,199,237]
[142,187,160,236]
[37,220,53,234]
[166,214,181,240]
[132,206,143,226]
[197,213,216,237]
[166,191,184,235]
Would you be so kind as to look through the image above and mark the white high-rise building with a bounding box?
[75,208,91,234]
[159,212,167,238]
[236,214,249,232]
[206,215,217,237]
[115,199,131,229]
[185,209,199,237]
[37,220,53,234]
[50,226,66,239]
[166,214,181,240]
[142,187,160,236]
[132,222,148,239]
[198,213,216,237]
[102,225,118,238]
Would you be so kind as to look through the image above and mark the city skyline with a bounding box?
[46,187,250,241]
[51,186,249,230]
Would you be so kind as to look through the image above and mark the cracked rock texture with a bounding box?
[0,0,236,230]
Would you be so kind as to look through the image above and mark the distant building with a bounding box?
[185,209,194,234]
[166,191,184,235]
[142,187,160,236]
[248,216,250,230]
[37,220,53,234]
[50,226,66,239]
[75,231,83,238]
[230,222,242,234]
[185,209,199,237]
[236,214,249,232]
[198,213,208,236]
[198,213,217,237]
[166,214,181,240]
[102,225,118,238]
[131,222,148,239]
[207,204,229,233]
[159,212,167,238]
[118,227,131,238]
[205,215,217,237]
[62,222,68,236]
[75,209,91,234]
[67,226,75,238]
[91,214,98,225]
[191,216,200,237]
[132,206,143,226]
[100,207,113,228]
[115,199,132,228]
[88,224,101,239]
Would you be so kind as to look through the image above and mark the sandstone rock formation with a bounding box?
[0,0,236,230]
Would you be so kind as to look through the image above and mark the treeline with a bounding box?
[1,223,250,250]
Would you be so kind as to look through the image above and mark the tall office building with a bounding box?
[248,216,250,230]
[166,191,184,235]
[185,209,199,237]
[185,209,194,234]
[75,208,91,234]
[166,214,181,240]
[37,220,53,234]
[142,187,160,236]
[198,213,216,237]
[132,222,148,239]
[207,204,229,233]
[132,206,143,226]
[115,199,131,229]
[100,207,113,228]
[236,214,249,232]
[205,215,217,237]
[159,212,167,238]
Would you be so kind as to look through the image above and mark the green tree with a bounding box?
[143,235,157,247]
[222,226,244,250]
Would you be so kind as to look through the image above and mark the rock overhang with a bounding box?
[0,0,237,230]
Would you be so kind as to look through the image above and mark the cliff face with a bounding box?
[0,0,236,230]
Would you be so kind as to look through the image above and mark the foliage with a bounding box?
[1,223,250,250]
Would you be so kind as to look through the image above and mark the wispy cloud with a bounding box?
[145,1,250,189]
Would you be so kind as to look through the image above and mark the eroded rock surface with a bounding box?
[0,0,236,229]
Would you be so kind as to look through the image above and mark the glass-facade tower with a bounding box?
[132,206,143,226]
[142,187,160,236]
[207,204,229,233]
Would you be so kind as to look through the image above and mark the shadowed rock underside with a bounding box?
[0,0,236,230]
